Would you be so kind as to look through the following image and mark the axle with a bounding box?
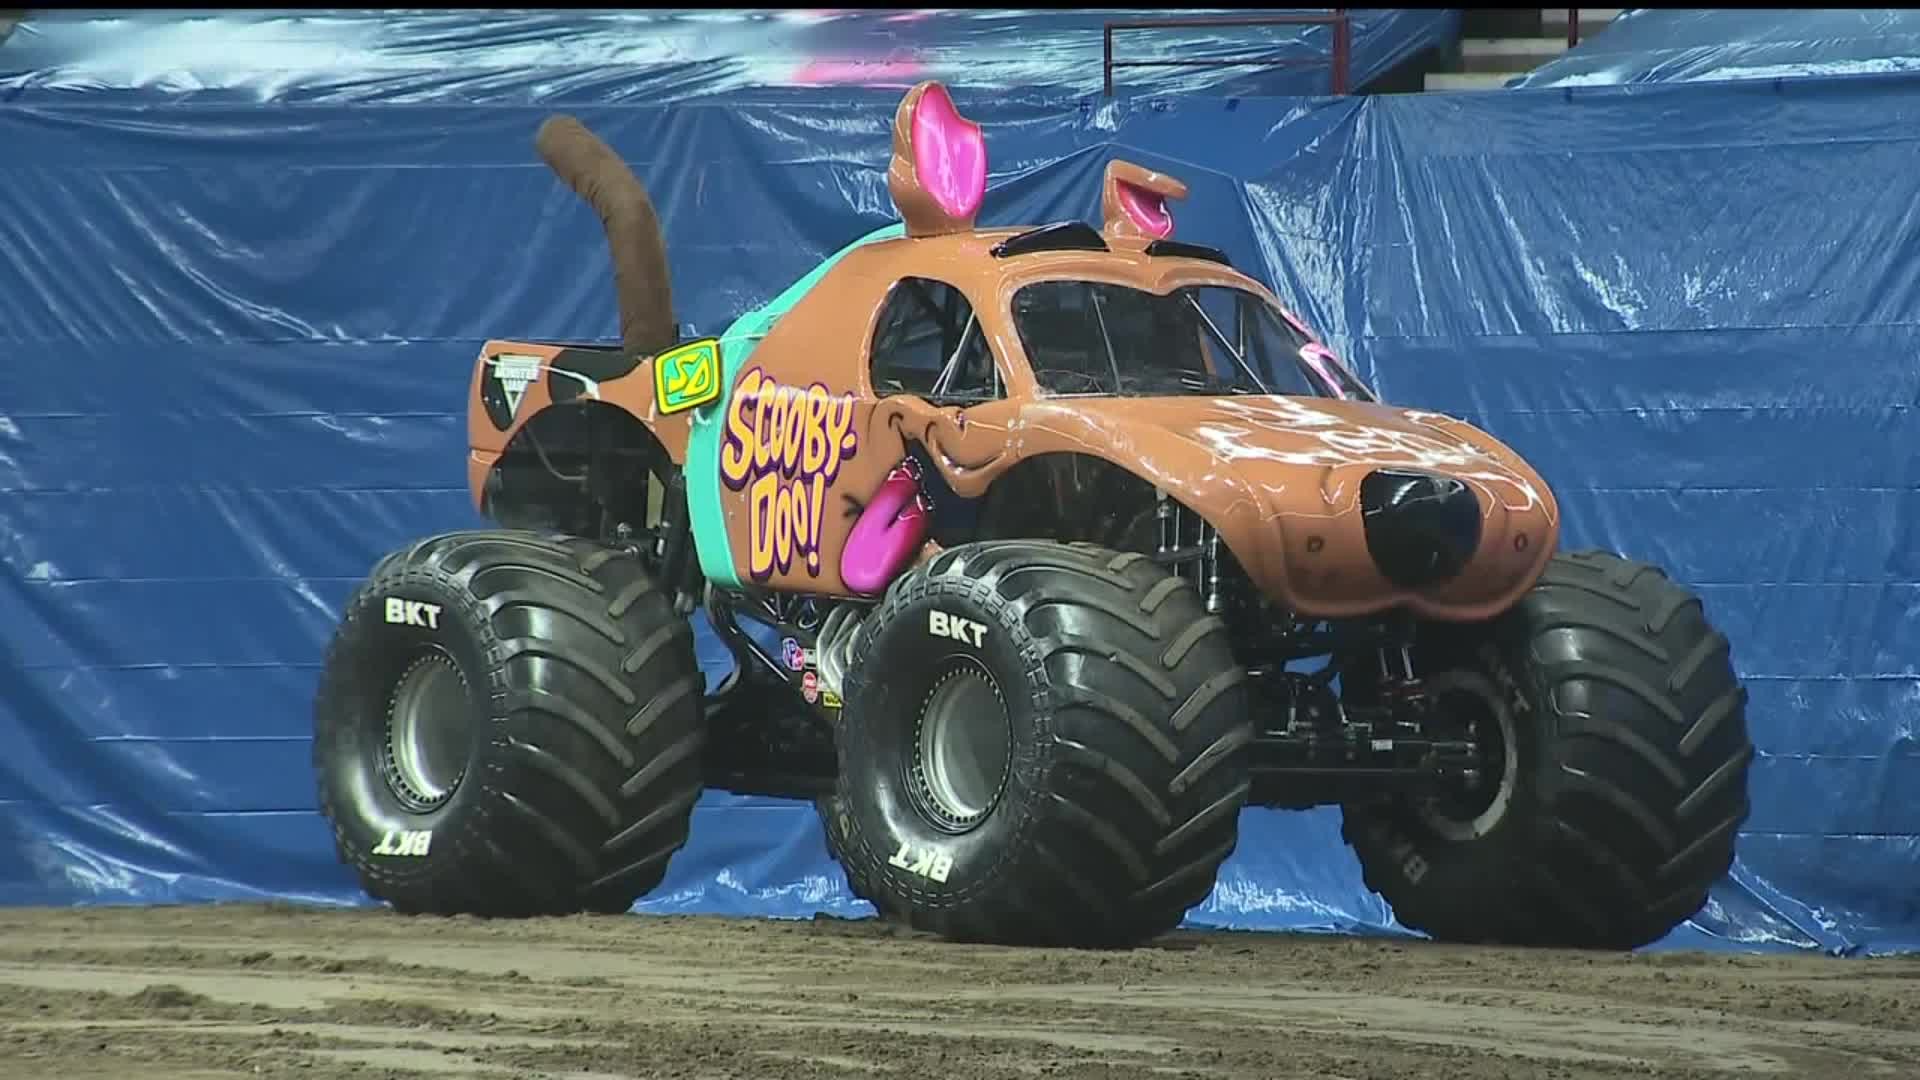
[1244,666,1483,809]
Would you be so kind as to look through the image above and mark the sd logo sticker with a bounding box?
[654,338,722,414]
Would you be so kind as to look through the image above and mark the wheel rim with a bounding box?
[381,652,473,812]
[908,660,1013,833]
[1412,667,1519,842]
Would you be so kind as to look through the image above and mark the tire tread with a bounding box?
[1343,547,1754,950]
[313,528,705,918]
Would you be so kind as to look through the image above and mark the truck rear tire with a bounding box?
[828,540,1254,948]
[313,530,705,917]
[1342,549,1753,949]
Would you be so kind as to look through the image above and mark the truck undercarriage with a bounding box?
[502,431,1496,817]
[696,573,1489,814]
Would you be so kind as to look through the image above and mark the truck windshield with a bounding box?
[1009,280,1373,401]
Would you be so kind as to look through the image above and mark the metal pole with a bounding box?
[1568,8,1581,48]
[1332,9,1351,95]
[1100,13,1350,97]
[1103,24,1115,97]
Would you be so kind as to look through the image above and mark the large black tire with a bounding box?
[817,790,896,918]
[313,529,706,917]
[1343,548,1754,950]
[829,540,1254,948]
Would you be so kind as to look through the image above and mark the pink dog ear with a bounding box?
[1105,158,1175,240]
[912,84,985,219]
[1116,180,1173,239]
[888,81,986,237]
[1101,160,1189,242]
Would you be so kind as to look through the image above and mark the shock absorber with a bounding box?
[1156,490,1179,564]
[1202,526,1224,614]
[1155,490,1226,613]
[813,603,868,704]
[1374,625,1432,722]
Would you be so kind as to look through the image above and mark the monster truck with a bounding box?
[311,81,1753,949]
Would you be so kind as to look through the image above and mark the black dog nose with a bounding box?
[1359,469,1483,589]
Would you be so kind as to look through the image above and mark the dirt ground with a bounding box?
[0,905,1912,1080]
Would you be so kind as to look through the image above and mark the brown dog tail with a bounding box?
[534,115,676,356]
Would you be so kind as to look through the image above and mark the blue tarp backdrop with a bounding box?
[0,8,1458,101]
[1511,8,1920,89]
[1,12,1915,955]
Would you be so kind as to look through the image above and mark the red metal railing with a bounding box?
[1102,12,1353,97]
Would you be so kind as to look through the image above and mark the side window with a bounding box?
[869,277,1001,403]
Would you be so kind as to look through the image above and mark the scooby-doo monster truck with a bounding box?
[311,81,1753,949]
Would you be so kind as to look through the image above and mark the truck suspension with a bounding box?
[1145,496,1487,810]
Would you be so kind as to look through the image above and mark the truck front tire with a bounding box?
[1343,549,1754,949]
[313,530,706,916]
[828,540,1254,948]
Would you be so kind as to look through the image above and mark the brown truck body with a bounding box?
[466,80,1559,622]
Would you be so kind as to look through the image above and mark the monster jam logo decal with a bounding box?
[487,353,544,421]
[719,366,859,581]
[654,337,722,415]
